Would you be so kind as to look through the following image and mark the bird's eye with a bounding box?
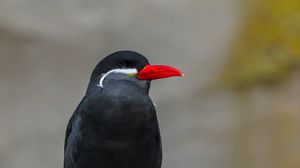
[118,61,133,68]
[118,63,126,68]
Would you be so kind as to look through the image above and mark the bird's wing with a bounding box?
[64,96,86,151]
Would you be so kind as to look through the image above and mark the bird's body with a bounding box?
[64,51,182,168]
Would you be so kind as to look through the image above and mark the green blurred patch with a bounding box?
[221,0,300,90]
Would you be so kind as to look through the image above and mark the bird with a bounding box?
[64,51,183,168]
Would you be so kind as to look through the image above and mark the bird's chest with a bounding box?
[80,106,158,141]
[73,109,161,167]
[84,88,155,128]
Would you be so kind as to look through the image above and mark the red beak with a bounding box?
[136,64,184,80]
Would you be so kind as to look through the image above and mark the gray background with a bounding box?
[0,1,251,168]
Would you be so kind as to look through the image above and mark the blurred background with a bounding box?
[0,0,300,168]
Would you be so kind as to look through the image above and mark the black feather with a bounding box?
[64,51,162,168]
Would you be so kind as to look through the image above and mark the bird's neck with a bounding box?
[86,73,151,95]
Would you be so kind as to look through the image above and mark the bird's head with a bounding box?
[87,51,183,93]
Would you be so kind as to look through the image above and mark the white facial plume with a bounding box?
[97,68,138,88]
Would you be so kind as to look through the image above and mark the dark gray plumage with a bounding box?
[64,51,162,168]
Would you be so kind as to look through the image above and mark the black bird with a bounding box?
[64,51,183,168]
